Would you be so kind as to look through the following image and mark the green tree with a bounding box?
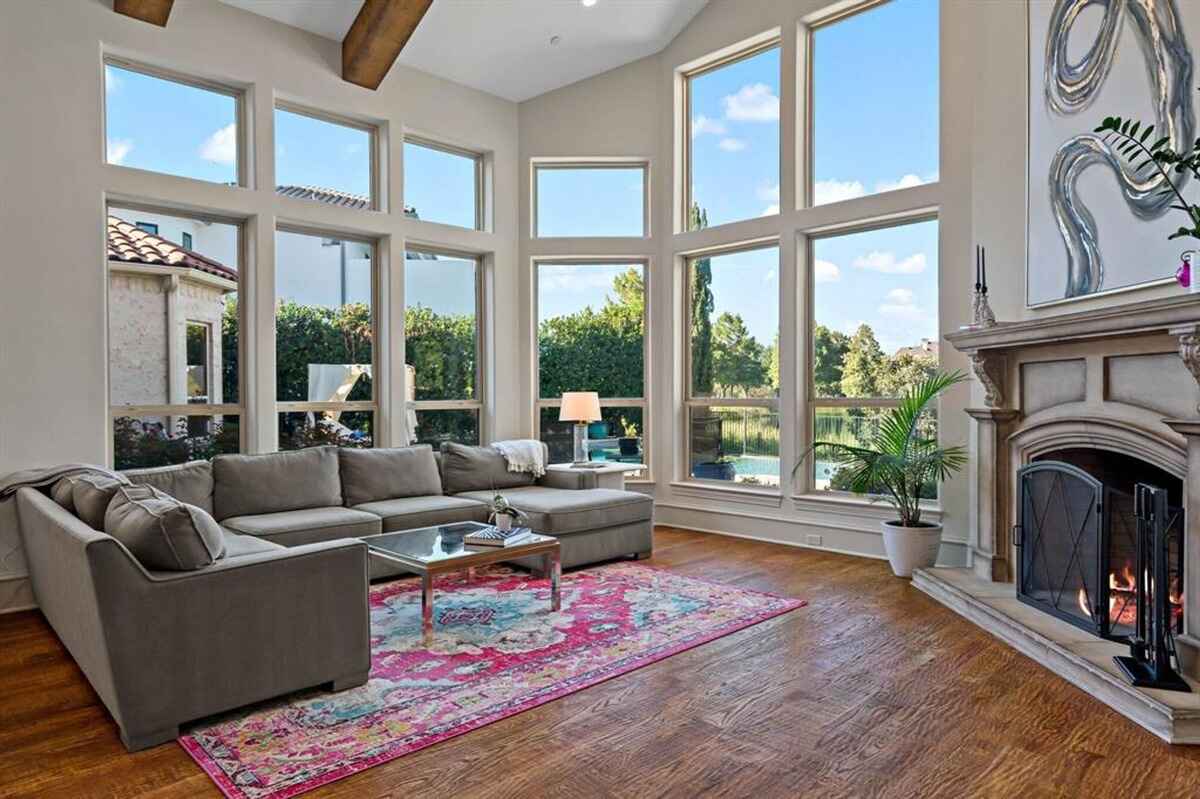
[841,323,884,398]
[813,324,850,398]
[688,203,715,395]
[404,305,477,401]
[538,282,645,398]
[712,312,767,396]
[763,331,780,393]
[878,351,938,397]
[611,267,644,312]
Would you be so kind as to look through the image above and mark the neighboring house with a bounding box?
[894,338,938,360]
[107,214,237,417]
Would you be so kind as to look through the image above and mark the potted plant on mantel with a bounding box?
[794,371,967,577]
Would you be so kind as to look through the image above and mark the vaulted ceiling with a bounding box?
[215,0,708,101]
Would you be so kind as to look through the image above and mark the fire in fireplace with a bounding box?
[1015,449,1183,642]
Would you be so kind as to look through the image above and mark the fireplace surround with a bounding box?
[913,294,1200,741]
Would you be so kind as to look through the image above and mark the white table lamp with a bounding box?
[559,391,601,465]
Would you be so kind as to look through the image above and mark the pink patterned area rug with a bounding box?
[180,562,804,799]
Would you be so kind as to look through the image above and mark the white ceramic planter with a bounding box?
[880,520,943,578]
[495,514,513,532]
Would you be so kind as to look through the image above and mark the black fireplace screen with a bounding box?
[1016,460,1183,641]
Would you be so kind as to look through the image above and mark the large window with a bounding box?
[107,206,241,469]
[535,261,647,467]
[534,163,648,238]
[275,105,375,208]
[275,229,375,450]
[811,0,938,205]
[405,248,483,446]
[685,245,779,486]
[104,60,241,185]
[810,219,939,494]
[403,137,482,229]
[684,42,780,229]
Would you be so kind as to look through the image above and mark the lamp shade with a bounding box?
[559,391,601,422]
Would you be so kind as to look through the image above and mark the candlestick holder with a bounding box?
[971,288,996,328]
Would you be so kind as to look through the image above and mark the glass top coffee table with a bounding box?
[365,521,561,644]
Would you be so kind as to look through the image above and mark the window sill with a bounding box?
[790,491,943,522]
[669,481,783,508]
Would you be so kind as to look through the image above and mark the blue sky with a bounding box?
[106,0,938,357]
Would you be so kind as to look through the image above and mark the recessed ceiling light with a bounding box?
[581,0,597,7]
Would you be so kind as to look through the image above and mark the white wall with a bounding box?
[0,0,520,612]
[519,0,976,565]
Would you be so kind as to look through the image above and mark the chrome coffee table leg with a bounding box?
[421,573,434,645]
[547,550,561,611]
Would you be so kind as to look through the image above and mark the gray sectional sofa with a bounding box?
[15,441,652,751]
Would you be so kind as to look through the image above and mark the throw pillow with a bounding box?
[72,473,125,530]
[105,485,226,571]
[50,477,78,513]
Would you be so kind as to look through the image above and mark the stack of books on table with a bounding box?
[464,526,537,548]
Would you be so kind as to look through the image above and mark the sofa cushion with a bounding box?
[105,485,226,570]
[338,445,442,506]
[456,486,652,535]
[221,530,285,559]
[72,473,125,530]
[439,443,536,494]
[123,461,214,514]
[223,506,381,548]
[50,477,78,513]
[212,447,342,521]
[353,495,489,533]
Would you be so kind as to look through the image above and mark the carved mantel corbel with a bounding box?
[968,350,1007,408]
[1170,323,1200,411]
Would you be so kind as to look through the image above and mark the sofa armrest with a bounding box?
[87,536,370,739]
[538,469,598,490]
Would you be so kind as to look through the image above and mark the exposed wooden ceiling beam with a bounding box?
[343,0,433,91]
[113,0,174,27]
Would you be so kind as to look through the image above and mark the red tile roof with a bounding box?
[106,216,238,282]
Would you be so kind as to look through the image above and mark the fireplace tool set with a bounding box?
[1114,483,1190,692]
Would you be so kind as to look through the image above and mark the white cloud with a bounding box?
[718,137,747,152]
[692,115,727,137]
[760,203,780,216]
[875,173,925,193]
[853,250,927,275]
[722,83,780,122]
[104,66,122,93]
[106,139,133,165]
[879,287,928,322]
[764,269,777,283]
[814,259,841,283]
[813,179,865,205]
[759,183,780,202]
[199,123,237,165]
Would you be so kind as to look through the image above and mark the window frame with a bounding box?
[106,202,246,464]
[681,37,782,232]
[274,225,380,448]
[402,135,485,231]
[532,257,651,476]
[682,240,781,488]
[274,100,381,212]
[102,56,247,187]
[404,244,487,446]
[531,160,651,239]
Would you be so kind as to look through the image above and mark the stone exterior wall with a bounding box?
[107,266,231,408]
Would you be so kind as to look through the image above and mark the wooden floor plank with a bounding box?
[3,526,1200,798]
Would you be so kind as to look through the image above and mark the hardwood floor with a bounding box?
[4,526,1200,798]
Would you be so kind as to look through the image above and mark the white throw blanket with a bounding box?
[491,439,547,478]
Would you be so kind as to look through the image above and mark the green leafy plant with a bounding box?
[620,417,639,438]
[487,492,526,524]
[793,371,967,526]
[1094,115,1200,241]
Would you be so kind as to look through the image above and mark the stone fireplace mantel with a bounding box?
[914,294,1200,742]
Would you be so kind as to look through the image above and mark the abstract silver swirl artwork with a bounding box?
[1028,0,1196,305]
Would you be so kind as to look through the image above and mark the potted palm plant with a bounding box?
[795,371,967,577]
